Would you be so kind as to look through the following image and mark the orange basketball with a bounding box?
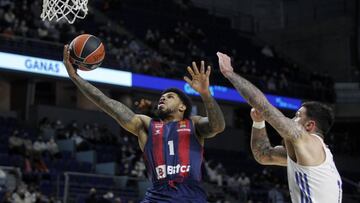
[69,34,105,71]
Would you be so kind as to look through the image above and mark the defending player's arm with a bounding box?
[250,108,287,166]
[217,52,307,142]
[184,61,225,138]
[63,45,148,136]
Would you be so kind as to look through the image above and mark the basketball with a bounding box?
[69,34,105,71]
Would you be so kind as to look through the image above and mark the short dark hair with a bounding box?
[161,88,193,119]
[301,101,334,135]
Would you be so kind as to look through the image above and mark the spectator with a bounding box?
[238,172,250,200]
[240,60,249,74]
[261,45,274,58]
[226,173,240,199]
[22,134,33,173]
[11,186,33,203]
[114,197,122,203]
[145,29,156,47]
[0,168,6,190]
[47,138,61,160]
[131,157,146,178]
[81,123,93,141]
[53,119,64,131]
[98,191,113,203]
[32,137,49,173]
[69,123,89,151]
[204,160,223,186]
[4,7,16,26]
[33,137,47,156]
[267,75,277,92]
[8,129,23,156]
[34,191,50,203]
[53,119,66,139]
[268,184,284,203]
[85,188,98,203]
[90,123,102,143]
[278,73,288,90]
[1,191,13,203]
[39,117,55,140]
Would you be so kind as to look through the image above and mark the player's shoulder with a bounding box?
[286,123,312,143]
[292,131,321,144]
[136,114,152,128]
[190,115,202,122]
[190,115,207,126]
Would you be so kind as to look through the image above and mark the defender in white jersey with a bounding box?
[287,133,342,203]
[217,52,342,203]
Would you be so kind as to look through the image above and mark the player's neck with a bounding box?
[310,131,324,139]
[161,114,184,123]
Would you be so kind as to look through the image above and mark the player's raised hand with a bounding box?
[184,61,211,96]
[217,52,234,78]
[250,108,265,122]
[63,44,77,77]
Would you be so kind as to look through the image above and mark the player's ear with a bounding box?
[179,103,186,113]
[305,120,316,131]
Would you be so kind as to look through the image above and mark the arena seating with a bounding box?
[0,0,335,101]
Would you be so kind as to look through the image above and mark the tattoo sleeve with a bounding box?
[197,94,225,138]
[227,72,305,141]
[251,127,287,166]
[71,74,138,132]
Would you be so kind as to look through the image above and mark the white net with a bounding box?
[41,0,89,24]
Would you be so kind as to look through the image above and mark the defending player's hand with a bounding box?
[250,108,265,122]
[184,61,211,96]
[63,44,77,77]
[217,52,234,78]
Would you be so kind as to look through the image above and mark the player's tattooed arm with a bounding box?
[63,45,146,136]
[227,69,305,141]
[184,61,225,138]
[251,127,287,166]
[217,52,307,141]
[196,94,226,138]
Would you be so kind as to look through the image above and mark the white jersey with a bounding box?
[287,134,342,203]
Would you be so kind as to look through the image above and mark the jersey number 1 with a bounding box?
[168,140,175,155]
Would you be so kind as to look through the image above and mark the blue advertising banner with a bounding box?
[0,52,301,110]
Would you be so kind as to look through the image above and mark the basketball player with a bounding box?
[62,45,225,202]
[217,52,342,203]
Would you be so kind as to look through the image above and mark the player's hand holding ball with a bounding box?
[63,34,105,77]
[63,44,77,77]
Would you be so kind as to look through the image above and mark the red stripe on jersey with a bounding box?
[152,121,165,167]
[178,119,191,177]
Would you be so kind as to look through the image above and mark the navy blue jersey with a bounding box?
[141,119,206,203]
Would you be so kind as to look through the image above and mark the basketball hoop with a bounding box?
[41,0,89,24]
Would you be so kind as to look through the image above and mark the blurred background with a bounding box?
[0,0,359,202]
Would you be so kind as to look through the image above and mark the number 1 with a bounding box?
[168,140,174,155]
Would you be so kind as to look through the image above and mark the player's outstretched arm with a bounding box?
[250,108,287,166]
[184,61,225,138]
[63,45,149,136]
[217,52,307,142]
